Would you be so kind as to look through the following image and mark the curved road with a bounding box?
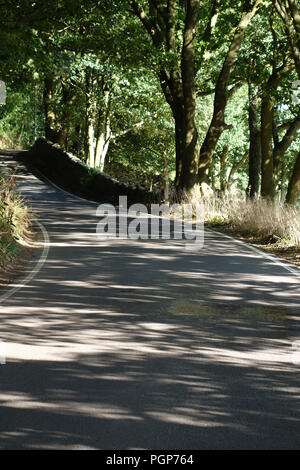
[0,152,300,450]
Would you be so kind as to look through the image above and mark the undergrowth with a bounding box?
[0,171,32,265]
[201,195,300,245]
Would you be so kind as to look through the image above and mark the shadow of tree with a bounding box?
[0,154,299,449]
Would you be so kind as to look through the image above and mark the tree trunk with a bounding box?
[260,61,293,199]
[179,0,201,196]
[43,76,57,142]
[129,0,260,199]
[228,150,249,189]
[95,122,111,171]
[198,1,261,183]
[87,120,95,168]
[220,145,229,193]
[222,149,248,193]
[95,89,112,170]
[85,68,97,167]
[260,92,276,199]
[286,150,300,205]
[163,154,169,201]
[174,113,185,188]
[56,84,76,149]
[246,83,261,198]
[273,118,300,172]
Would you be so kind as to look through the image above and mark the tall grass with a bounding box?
[201,194,300,245]
[0,171,32,264]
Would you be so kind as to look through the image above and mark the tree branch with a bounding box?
[166,0,177,52]
[202,0,220,43]
[274,117,300,162]
[228,150,249,182]
[112,120,145,140]
[127,0,163,47]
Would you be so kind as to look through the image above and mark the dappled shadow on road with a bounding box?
[1,228,299,448]
[0,328,299,449]
[0,155,300,449]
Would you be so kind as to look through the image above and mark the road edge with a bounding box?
[206,227,300,281]
[0,219,50,304]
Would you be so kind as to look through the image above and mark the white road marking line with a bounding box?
[206,227,300,281]
[0,220,50,303]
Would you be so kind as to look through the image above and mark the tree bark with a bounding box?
[228,150,249,188]
[87,119,95,168]
[273,118,300,171]
[95,120,111,171]
[260,92,276,199]
[219,145,229,193]
[43,76,57,142]
[56,84,76,149]
[173,111,185,188]
[260,61,293,199]
[179,0,201,195]
[85,67,97,167]
[246,83,261,198]
[94,87,112,170]
[286,149,300,205]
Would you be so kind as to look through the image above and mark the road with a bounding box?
[0,152,300,450]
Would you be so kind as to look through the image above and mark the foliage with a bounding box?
[0,0,299,202]
[0,171,32,263]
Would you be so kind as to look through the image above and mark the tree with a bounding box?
[197,1,262,185]
[286,149,300,204]
[247,81,261,198]
[127,0,200,197]
[272,0,300,204]
[127,0,263,198]
[273,0,300,78]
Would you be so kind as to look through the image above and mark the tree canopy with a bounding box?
[0,0,299,203]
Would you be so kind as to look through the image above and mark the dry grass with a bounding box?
[200,193,300,270]
[169,189,300,268]
[0,171,34,284]
[168,188,300,245]
[201,195,300,245]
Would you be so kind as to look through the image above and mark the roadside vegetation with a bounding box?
[203,195,299,244]
[0,171,34,286]
[203,194,300,268]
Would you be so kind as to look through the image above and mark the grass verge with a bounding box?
[0,170,36,287]
[203,196,300,270]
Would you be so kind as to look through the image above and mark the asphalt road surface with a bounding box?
[0,152,300,450]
